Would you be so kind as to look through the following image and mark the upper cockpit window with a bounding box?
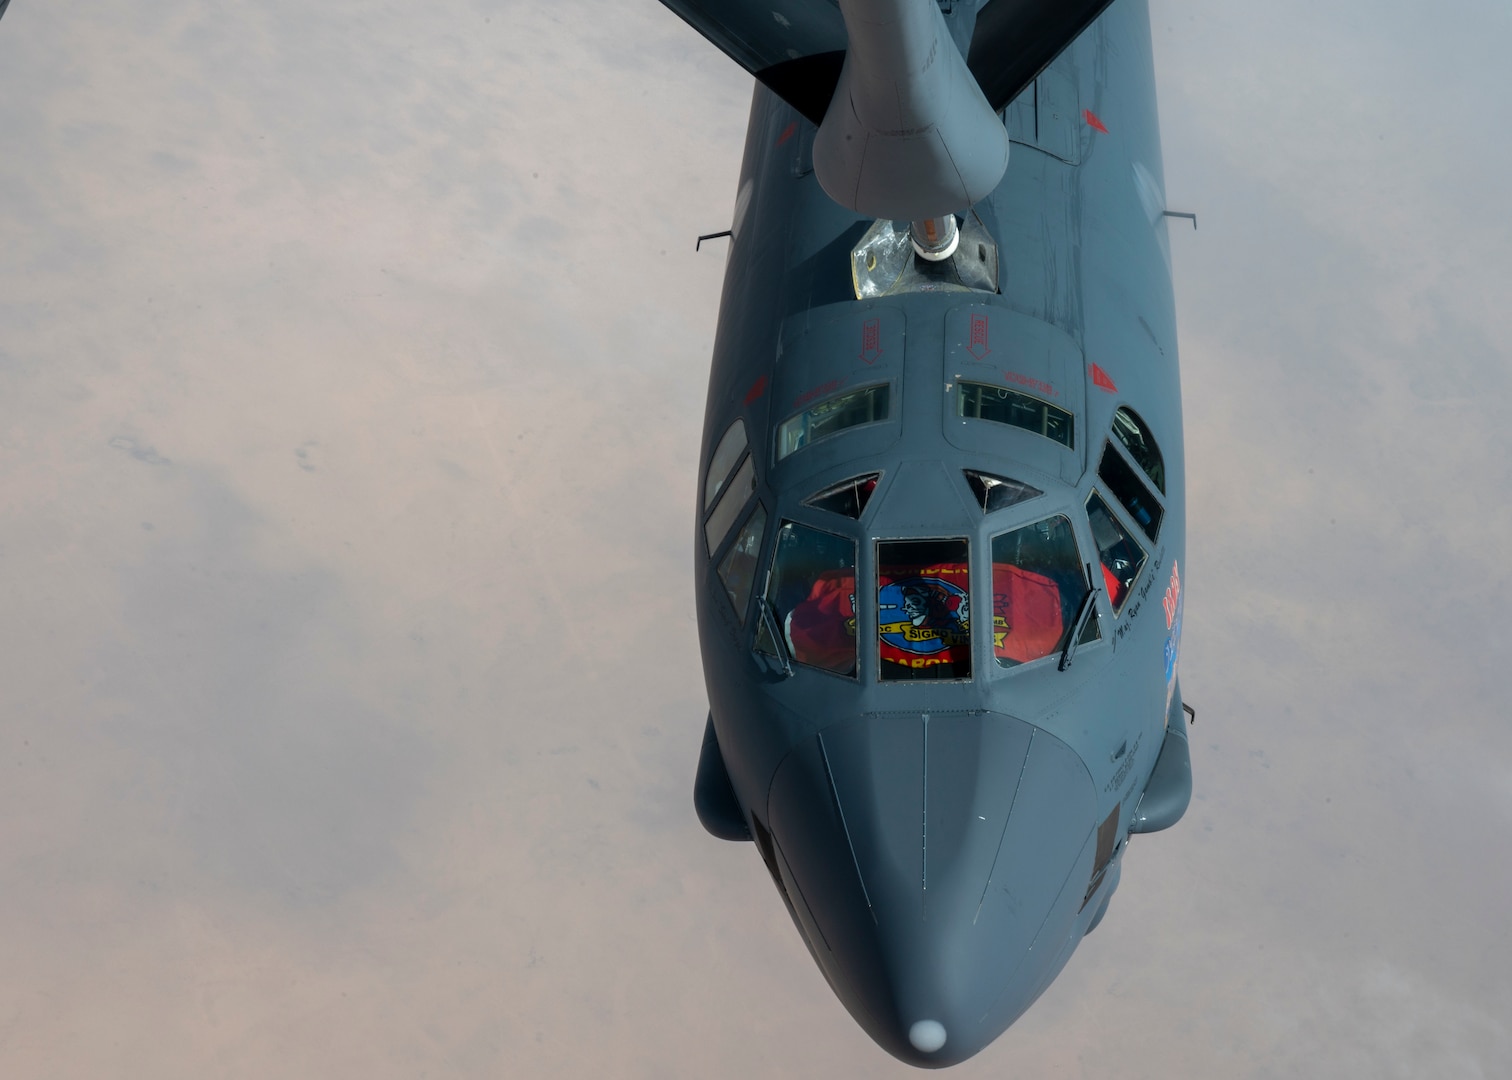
[776,384,891,462]
[958,382,1074,448]
[1111,407,1165,494]
[704,455,756,555]
[964,470,1044,514]
[878,538,972,681]
[990,515,1097,667]
[1097,442,1163,540]
[705,419,749,509]
[717,504,766,624]
[803,473,879,519]
[1086,491,1146,612]
[759,522,858,677]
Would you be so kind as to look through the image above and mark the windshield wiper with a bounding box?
[759,599,794,676]
[1058,585,1100,672]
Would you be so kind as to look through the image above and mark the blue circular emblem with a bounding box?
[878,576,970,655]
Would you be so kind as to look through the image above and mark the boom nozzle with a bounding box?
[910,215,959,261]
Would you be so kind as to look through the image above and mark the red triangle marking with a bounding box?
[1084,109,1109,134]
[743,374,768,405]
[776,121,798,147]
[1091,363,1118,393]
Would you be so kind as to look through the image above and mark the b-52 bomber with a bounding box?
[672,0,1193,1066]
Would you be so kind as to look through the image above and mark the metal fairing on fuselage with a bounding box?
[693,0,1186,1066]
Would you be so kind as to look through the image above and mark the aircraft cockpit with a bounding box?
[701,373,1172,694]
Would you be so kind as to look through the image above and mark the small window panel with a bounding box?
[704,455,756,555]
[1111,406,1165,494]
[705,419,749,510]
[1086,491,1146,613]
[717,504,766,624]
[802,473,880,519]
[759,522,858,677]
[1097,442,1163,540]
[957,382,1073,448]
[776,384,891,461]
[990,514,1097,668]
[877,538,971,681]
[964,470,1044,513]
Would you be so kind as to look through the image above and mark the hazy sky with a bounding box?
[1,1,1508,1076]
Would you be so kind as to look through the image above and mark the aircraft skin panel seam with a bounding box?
[974,825,1099,1027]
[817,732,878,922]
[974,727,1033,925]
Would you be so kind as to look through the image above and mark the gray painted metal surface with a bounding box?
[812,0,1009,219]
[675,0,1191,1066]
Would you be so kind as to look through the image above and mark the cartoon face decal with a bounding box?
[876,540,972,680]
[879,575,970,655]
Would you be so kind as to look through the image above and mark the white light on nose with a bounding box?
[908,1019,947,1053]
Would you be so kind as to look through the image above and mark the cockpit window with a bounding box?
[803,473,879,519]
[958,382,1074,448]
[1097,442,1163,540]
[964,470,1044,513]
[1111,407,1165,494]
[1086,491,1146,612]
[705,419,749,509]
[759,522,857,676]
[717,504,766,624]
[877,539,971,681]
[991,515,1097,667]
[704,455,756,555]
[776,384,890,461]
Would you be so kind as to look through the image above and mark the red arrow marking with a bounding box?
[1084,109,1108,134]
[744,374,767,405]
[967,313,991,360]
[860,318,883,364]
[776,121,798,147]
[1091,363,1118,393]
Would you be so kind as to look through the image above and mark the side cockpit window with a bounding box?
[757,522,857,677]
[1086,491,1146,612]
[705,418,762,623]
[991,515,1097,667]
[1111,406,1165,494]
[704,455,756,555]
[878,539,971,681]
[777,384,890,461]
[705,419,749,510]
[1097,442,1163,540]
[717,505,766,625]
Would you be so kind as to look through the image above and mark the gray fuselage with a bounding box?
[692,0,1188,1066]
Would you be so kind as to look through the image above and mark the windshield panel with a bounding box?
[958,382,1074,448]
[1087,491,1146,612]
[761,522,857,676]
[1111,406,1165,493]
[991,515,1094,667]
[717,504,766,624]
[1098,442,1163,540]
[878,538,971,681]
[777,384,890,461]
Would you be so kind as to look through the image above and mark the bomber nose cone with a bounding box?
[765,712,1099,1066]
